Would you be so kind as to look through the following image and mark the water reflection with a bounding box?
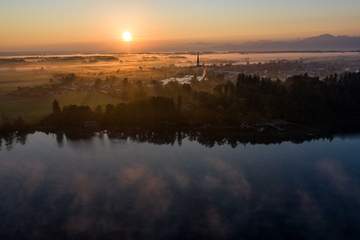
[0,129,336,151]
[0,132,360,239]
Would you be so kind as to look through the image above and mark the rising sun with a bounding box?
[122,31,133,42]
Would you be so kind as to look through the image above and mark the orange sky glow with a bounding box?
[0,0,359,51]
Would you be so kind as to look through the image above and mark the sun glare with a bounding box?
[122,31,133,42]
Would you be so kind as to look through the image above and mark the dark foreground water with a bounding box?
[1,132,360,240]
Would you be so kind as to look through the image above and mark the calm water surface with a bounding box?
[1,132,360,239]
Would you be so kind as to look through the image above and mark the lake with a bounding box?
[1,132,360,239]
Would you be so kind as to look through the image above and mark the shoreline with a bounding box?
[2,124,356,146]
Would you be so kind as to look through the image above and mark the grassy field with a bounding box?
[0,91,122,123]
[0,70,52,92]
[0,57,172,123]
[1,52,359,124]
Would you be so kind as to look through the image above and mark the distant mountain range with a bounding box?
[1,34,360,55]
[183,34,360,52]
[236,34,360,51]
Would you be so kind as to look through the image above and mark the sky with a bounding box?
[0,0,359,51]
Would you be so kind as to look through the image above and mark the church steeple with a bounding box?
[196,52,200,67]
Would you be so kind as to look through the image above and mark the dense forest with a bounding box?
[2,72,360,136]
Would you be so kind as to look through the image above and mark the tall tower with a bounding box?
[196,52,200,67]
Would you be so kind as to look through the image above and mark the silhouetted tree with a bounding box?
[177,96,183,112]
[52,100,61,114]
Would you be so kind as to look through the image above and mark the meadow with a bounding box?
[1,52,359,123]
[0,54,186,122]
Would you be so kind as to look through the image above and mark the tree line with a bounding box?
[2,72,360,134]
